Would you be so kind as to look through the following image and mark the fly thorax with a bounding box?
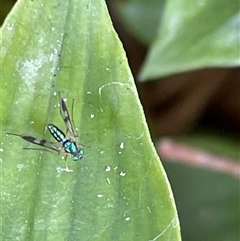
[63,140,78,154]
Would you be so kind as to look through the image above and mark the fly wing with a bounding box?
[59,93,77,137]
[20,134,60,152]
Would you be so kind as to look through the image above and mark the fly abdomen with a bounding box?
[47,124,66,143]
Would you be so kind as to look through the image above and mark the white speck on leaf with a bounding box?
[146,206,152,213]
[119,171,126,176]
[38,37,43,43]
[7,24,13,30]
[106,178,111,184]
[17,164,25,172]
[120,142,124,149]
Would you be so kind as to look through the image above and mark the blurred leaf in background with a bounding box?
[0,0,16,24]
[119,0,239,79]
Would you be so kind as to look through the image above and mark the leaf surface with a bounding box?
[1,0,180,240]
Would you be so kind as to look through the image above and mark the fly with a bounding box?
[7,93,84,161]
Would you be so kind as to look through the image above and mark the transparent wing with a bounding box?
[59,92,78,137]
[21,135,61,152]
[7,132,61,153]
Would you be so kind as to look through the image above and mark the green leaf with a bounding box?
[1,0,181,240]
[119,0,240,80]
